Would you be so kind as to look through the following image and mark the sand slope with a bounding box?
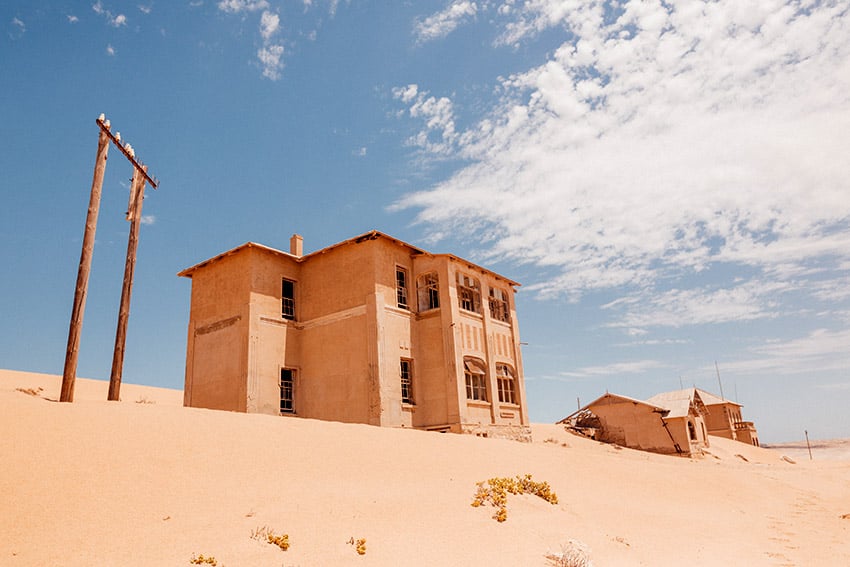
[2,370,849,566]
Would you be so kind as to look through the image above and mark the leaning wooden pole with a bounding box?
[108,166,147,401]
[61,118,111,403]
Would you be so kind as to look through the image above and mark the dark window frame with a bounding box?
[396,267,410,310]
[400,358,414,404]
[280,368,295,414]
[281,278,296,320]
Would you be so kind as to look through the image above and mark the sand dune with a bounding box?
[2,369,849,566]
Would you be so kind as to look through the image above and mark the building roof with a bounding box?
[177,230,520,286]
[557,392,668,424]
[646,388,709,418]
[694,388,742,407]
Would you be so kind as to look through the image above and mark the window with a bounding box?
[464,358,487,401]
[457,273,481,314]
[496,364,517,404]
[400,359,413,404]
[280,369,295,414]
[688,421,697,441]
[489,287,510,323]
[396,267,409,309]
[281,279,295,320]
[417,272,440,311]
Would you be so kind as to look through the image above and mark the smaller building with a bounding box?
[691,388,759,446]
[558,391,709,457]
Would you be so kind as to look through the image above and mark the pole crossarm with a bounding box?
[96,116,159,189]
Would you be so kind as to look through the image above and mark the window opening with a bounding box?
[396,267,409,309]
[688,421,697,441]
[400,359,413,404]
[464,358,487,401]
[496,364,517,404]
[417,272,440,311]
[280,369,294,414]
[457,273,481,314]
[488,287,510,323]
[281,279,295,320]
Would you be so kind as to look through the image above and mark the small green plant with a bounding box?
[189,554,218,565]
[347,537,366,555]
[471,474,558,522]
[251,525,290,551]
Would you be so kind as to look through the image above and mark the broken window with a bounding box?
[488,287,510,323]
[281,278,295,320]
[400,358,413,404]
[457,273,481,314]
[464,357,488,402]
[396,267,409,309]
[280,368,295,414]
[496,364,517,404]
[417,272,440,311]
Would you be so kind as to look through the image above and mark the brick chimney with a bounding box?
[290,234,303,257]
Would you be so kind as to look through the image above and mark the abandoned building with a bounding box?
[558,391,710,457]
[656,388,760,446]
[179,230,530,440]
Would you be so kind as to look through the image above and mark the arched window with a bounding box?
[456,273,481,314]
[464,357,487,401]
[496,364,517,404]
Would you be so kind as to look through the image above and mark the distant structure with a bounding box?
[558,392,710,457]
[179,230,530,440]
[560,387,760,456]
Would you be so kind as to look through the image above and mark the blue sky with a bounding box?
[2,1,848,443]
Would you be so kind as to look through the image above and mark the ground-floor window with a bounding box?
[496,364,517,404]
[464,357,488,401]
[280,368,295,414]
[400,358,414,404]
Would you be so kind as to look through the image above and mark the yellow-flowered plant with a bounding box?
[471,474,558,522]
[251,526,290,551]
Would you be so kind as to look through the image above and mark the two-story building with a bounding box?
[178,231,530,440]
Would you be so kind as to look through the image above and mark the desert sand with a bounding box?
[2,369,849,566]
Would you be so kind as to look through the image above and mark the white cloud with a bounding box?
[138,5,152,15]
[67,15,79,23]
[415,1,478,43]
[93,2,127,27]
[721,328,850,376]
[259,10,279,41]
[106,44,116,56]
[140,215,156,225]
[257,44,284,80]
[217,0,269,13]
[395,0,850,323]
[560,359,666,378]
[11,17,25,33]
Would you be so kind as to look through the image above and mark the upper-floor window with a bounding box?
[464,357,488,402]
[400,358,414,404]
[280,368,295,414]
[281,278,295,320]
[396,267,409,309]
[457,273,481,314]
[496,364,517,404]
[489,287,510,323]
[417,272,440,311]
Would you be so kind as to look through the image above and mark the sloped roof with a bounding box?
[694,388,742,407]
[557,392,667,424]
[178,230,520,286]
[647,388,708,418]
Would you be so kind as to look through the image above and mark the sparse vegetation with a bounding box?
[135,396,155,404]
[189,554,218,565]
[347,537,366,555]
[471,474,558,522]
[251,525,290,551]
[544,539,592,566]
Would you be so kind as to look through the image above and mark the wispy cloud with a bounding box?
[721,328,850,376]
[138,4,152,15]
[140,215,156,225]
[106,44,116,56]
[394,1,850,331]
[93,1,127,27]
[415,1,478,44]
[560,359,666,379]
[67,15,79,23]
[10,17,25,36]
[257,10,283,80]
[217,0,269,13]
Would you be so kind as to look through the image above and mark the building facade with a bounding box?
[179,231,530,440]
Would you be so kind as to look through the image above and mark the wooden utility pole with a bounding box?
[61,114,158,403]
[61,118,111,402]
[108,166,148,401]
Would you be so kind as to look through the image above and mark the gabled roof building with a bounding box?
[179,231,530,441]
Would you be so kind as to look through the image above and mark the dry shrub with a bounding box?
[544,539,592,567]
[251,525,290,551]
[15,387,43,397]
[189,554,218,565]
[347,537,366,555]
